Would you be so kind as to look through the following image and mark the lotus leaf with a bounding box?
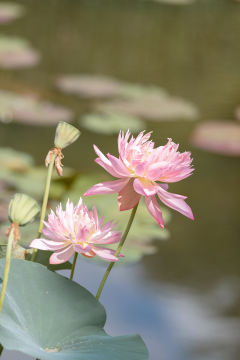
[191,121,240,156]
[57,74,122,98]
[0,35,39,68]
[0,90,73,125]
[97,93,199,122]
[0,3,24,24]
[0,259,148,360]
[80,111,145,135]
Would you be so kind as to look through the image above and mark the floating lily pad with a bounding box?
[0,167,71,199]
[151,0,195,5]
[66,174,170,264]
[0,90,73,125]
[57,74,123,98]
[57,75,197,121]
[0,147,75,199]
[0,259,148,359]
[0,35,40,69]
[98,92,199,122]
[80,111,145,135]
[191,121,240,156]
[118,83,167,100]
[0,3,24,24]
[0,147,33,172]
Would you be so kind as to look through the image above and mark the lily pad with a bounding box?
[0,90,73,125]
[0,259,148,359]
[0,35,39,69]
[0,147,33,172]
[98,92,199,122]
[0,3,24,24]
[57,75,198,121]
[191,121,240,156]
[80,111,145,135]
[57,74,122,98]
[0,147,75,199]
[66,174,170,264]
[151,0,195,5]
[57,75,166,100]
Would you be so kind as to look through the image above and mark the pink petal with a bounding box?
[107,154,130,177]
[118,179,141,211]
[84,178,129,196]
[133,178,158,196]
[89,230,121,245]
[145,196,164,228]
[157,186,194,220]
[30,238,66,251]
[134,163,146,177]
[74,243,92,253]
[49,245,74,264]
[159,183,168,191]
[92,246,123,262]
[94,145,122,178]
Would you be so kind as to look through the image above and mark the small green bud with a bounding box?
[8,193,40,226]
[54,121,80,149]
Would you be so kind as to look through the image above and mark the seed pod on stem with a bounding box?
[45,121,81,176]
[0,193,39,312]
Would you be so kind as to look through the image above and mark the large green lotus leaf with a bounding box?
[0,259,148,359]
[80,111,145,135]
[65,174,170,264]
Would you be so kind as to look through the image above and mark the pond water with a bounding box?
[1,0,240,359]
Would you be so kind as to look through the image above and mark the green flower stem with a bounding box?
[70,252,78,280]
[31,154,56,262]
[0,228,14,312]
[96,203,139,300]
[0,343,3,355]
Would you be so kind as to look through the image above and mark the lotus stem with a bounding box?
[0,228,14,312]
[31,154,56,262]
[96,203,139,300]
[0,344,3,355]
[70,252,78,280]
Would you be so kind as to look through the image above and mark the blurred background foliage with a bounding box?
[0,0,240,359]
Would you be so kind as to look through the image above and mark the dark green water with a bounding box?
[1,0,240,359]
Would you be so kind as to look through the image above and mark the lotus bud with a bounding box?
[54,121,80,149]
[7,193,40,243]
[45,122,80,176]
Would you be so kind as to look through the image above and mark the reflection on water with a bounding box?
[1,0,240,359]
[4,260,240,360]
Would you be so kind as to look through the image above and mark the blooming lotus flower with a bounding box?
[30,198,122,264]
[84,131,194,228]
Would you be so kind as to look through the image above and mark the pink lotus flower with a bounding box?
[84,131,194,228]
[30,198,122,264]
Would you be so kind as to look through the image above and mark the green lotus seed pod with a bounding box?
[8,193,40,226]
[54,121,81,149]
